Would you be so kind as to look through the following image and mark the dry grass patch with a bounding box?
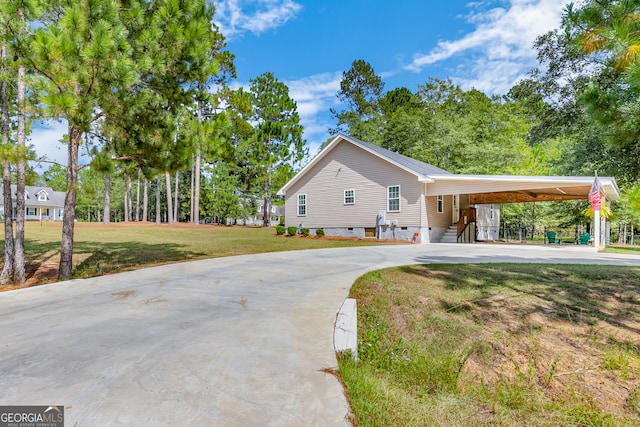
[340,264,640,426]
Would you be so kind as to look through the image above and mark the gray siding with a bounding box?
[426,194,453,229]
[284,141,424,229]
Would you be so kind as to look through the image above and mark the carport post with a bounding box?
[594,209,600,252]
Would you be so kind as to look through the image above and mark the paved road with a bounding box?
[2,244,640,426]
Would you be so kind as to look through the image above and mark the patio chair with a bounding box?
[547,231,559,244]
[578,232,590,245]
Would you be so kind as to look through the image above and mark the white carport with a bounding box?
[423,175,620,203]
[423,174,620,248]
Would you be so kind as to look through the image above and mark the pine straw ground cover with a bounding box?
[339,264,640,426]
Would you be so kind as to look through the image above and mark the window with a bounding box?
[437,195,444,213]
[297,194,307,216]
[257,204,263,213]
[27,207,37,216]
[387,185,400,212]
[38,192,48,201]
[344,189,355,205]
[489,203,495,220]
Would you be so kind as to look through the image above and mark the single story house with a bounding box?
[0,185,65,221]
[277,134,620,243]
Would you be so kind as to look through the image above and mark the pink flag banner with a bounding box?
[588,176,602,211]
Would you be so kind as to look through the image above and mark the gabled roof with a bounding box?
[277,134,621,203]
[0,185,66,207]
[277,134,451,195]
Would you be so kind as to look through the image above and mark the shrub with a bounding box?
[287,226,298,236]
[301,228,310,237]
[275,225,285,235]
[316,228,325,237]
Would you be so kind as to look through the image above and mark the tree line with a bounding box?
[0,0,305,283]
[3,0,640,285]
[329,1,640,243]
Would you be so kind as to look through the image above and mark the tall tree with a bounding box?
[0,36,13,284]
[12,5,30,284]
[42,163,67,191]
[562,0,640,183]
[26,0,222,279]
[247,72,306,226]
[27,0,138,280]
[330,59,384,142]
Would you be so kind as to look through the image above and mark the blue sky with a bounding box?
[31,0,571,167]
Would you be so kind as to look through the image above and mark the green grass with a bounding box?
[339,264,640,426]
[604,244,640,255]
[0,222,391,282]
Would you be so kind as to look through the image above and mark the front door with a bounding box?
[452,194,460,224]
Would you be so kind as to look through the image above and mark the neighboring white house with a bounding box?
[238,200,284,226]
[0,185,65,221]
[277,134,620,243]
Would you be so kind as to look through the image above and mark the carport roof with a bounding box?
[424,174,620,203]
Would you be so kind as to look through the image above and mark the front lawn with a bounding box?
[0,222,393,289]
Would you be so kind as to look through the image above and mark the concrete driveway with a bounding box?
[2,243,640,426]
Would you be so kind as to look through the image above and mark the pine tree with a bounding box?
[247,72,306,226]
[26,0,222,279]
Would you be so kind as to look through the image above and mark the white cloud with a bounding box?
[229,72,340,157]
[29,120,92,171]
[284,72,341,156]
[29,120,68,170]
[213,0,303,39]
[285,72,341,120]
[405,0,571,93]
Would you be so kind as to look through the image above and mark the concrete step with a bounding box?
[439,226,459,243]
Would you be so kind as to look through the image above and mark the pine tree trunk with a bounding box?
[13,63,26,284]
[0,44,14,285]
[193,97,203,225]
[103,173,111,224]
[263,173,271,227]
[165,171,173,225]
[135,168,141,221]
[123,173,129,221]
[59,125,80,281]
[174,171,179,223]
[263,137,272,227]
[155,174,161,225]
[97,199,101,223]
[127,174,132,221]
[190,163,194,223]
[194,148,201,225]
[143,178,148,221]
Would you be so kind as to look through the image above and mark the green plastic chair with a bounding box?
[547,231,559,244]
[578,232,590,245]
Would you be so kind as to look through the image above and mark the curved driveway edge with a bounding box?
[1,244,640,426]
